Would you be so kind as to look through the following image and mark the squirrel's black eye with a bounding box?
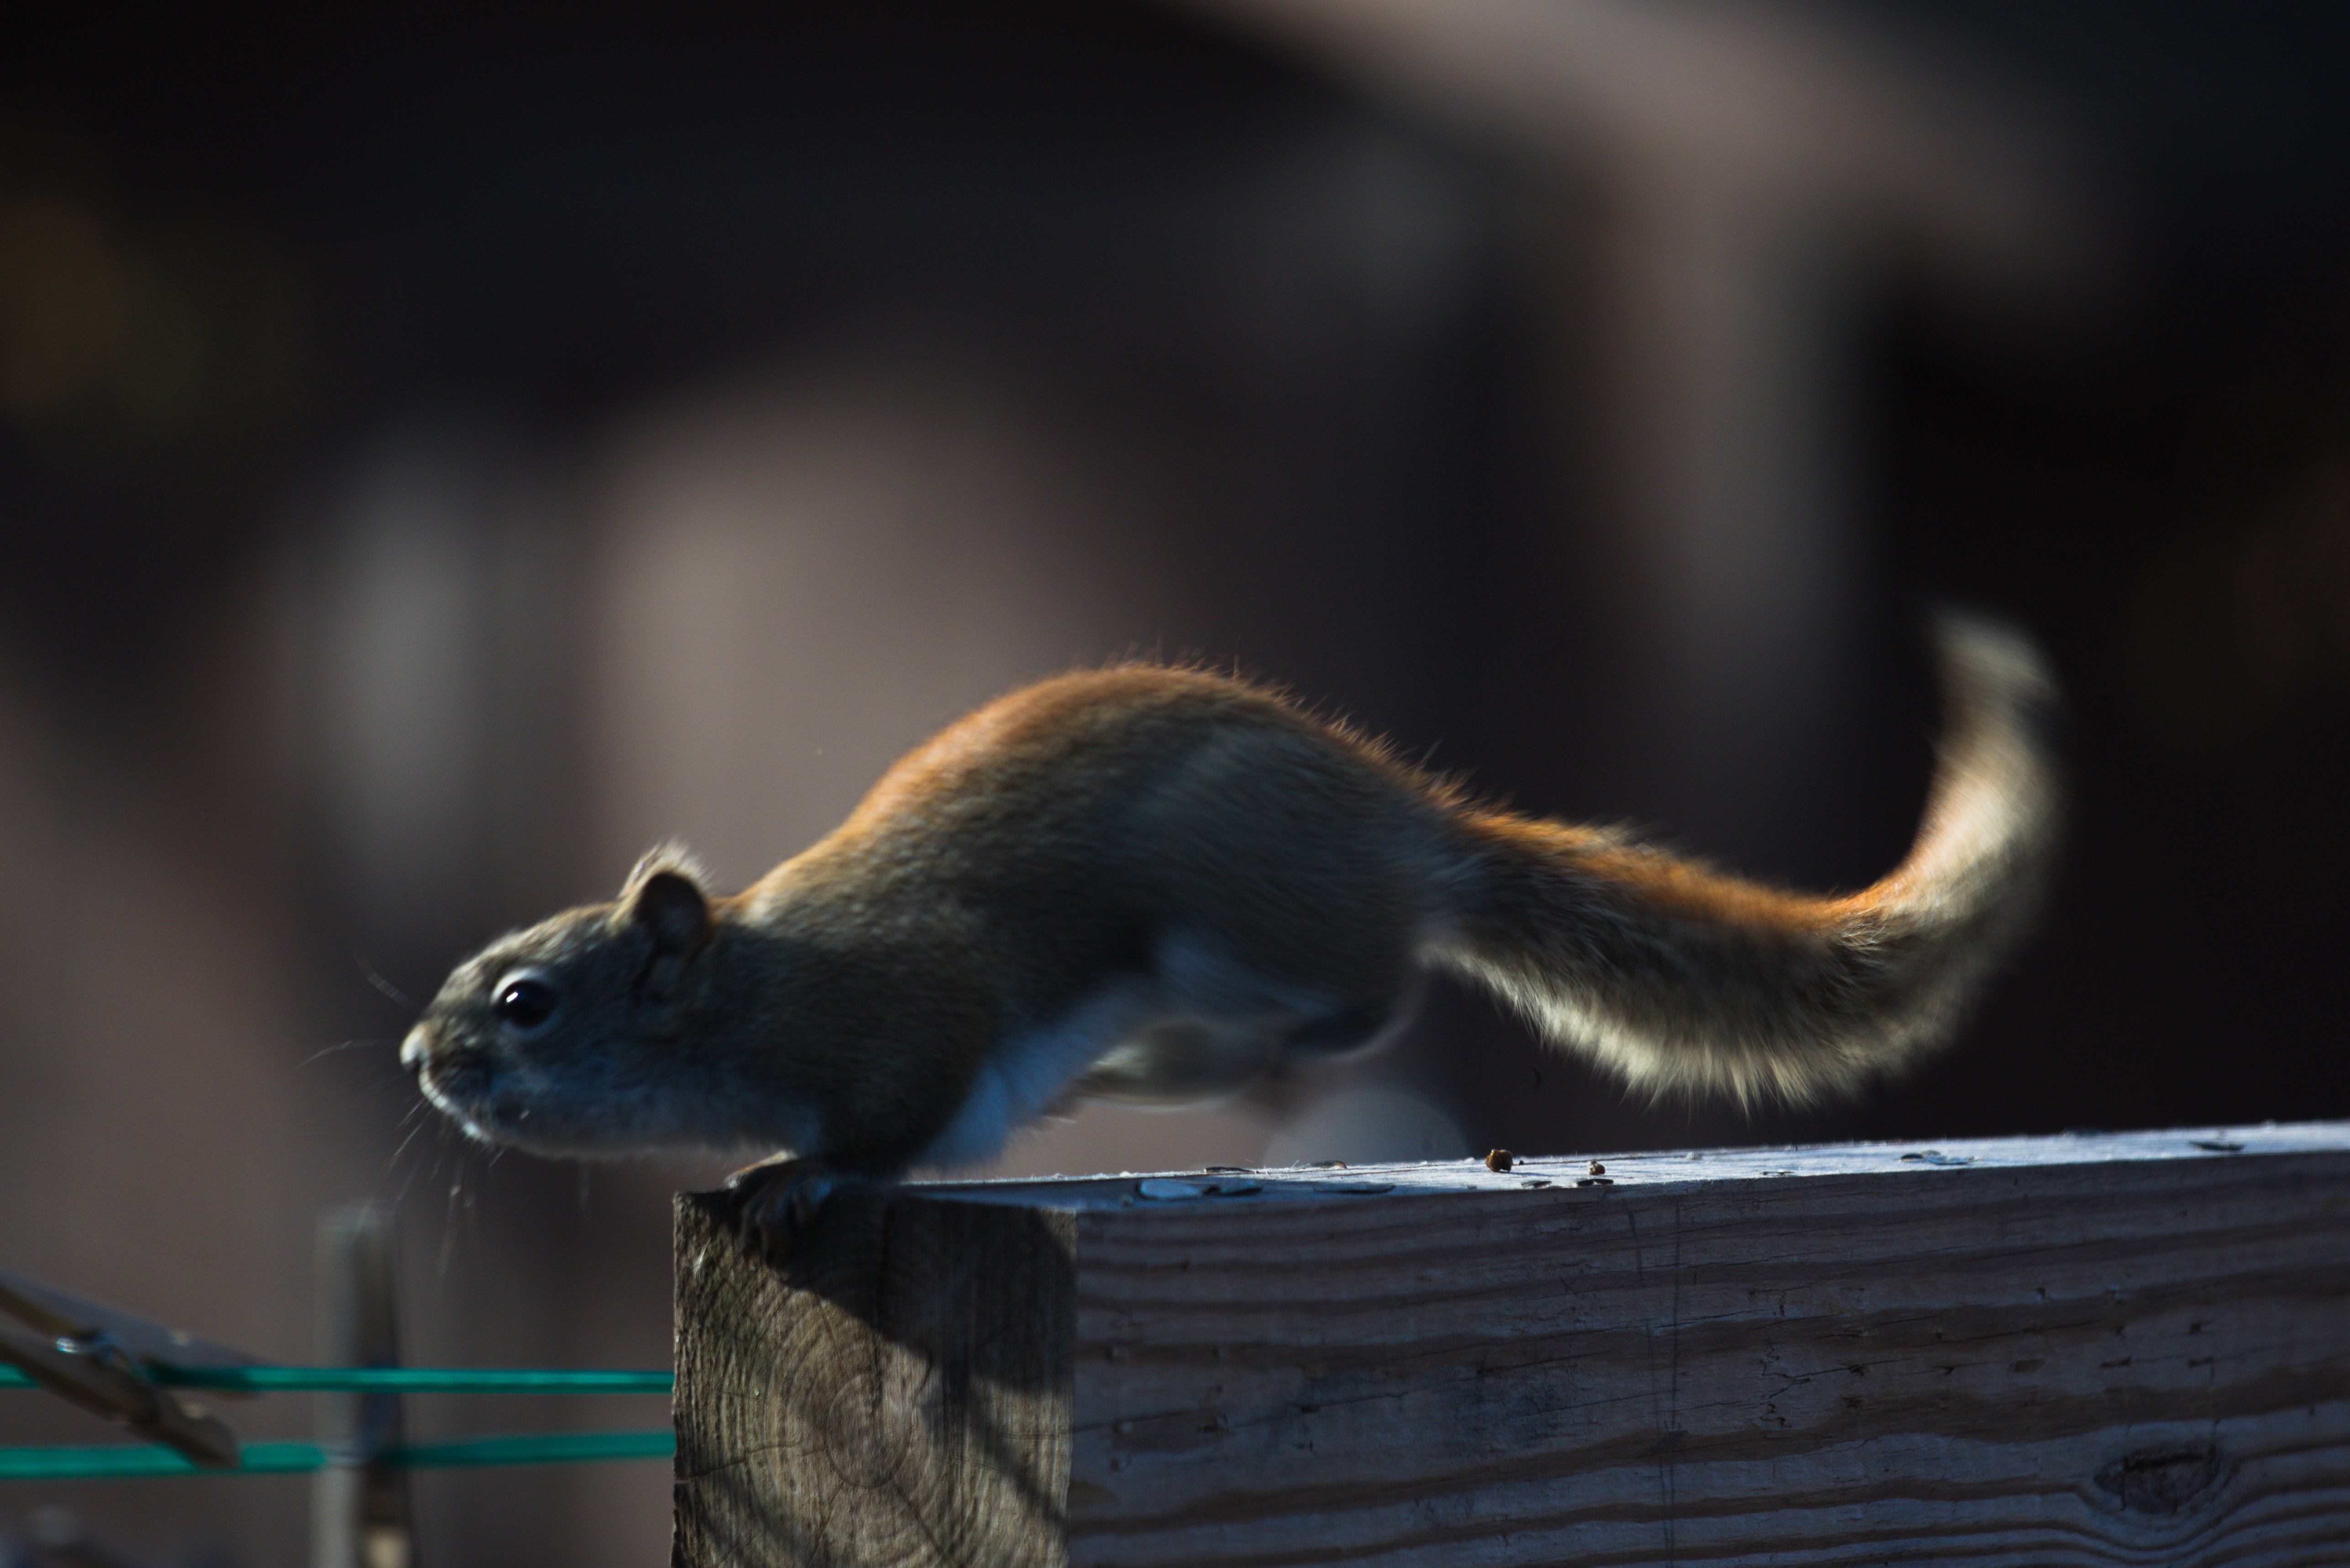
[491,974,559,1033]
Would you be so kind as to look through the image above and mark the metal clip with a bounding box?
[0,1270,246,1468]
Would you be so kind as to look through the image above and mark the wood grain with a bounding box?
[675,1124,2350,1568]
[673,1189,1075,1568]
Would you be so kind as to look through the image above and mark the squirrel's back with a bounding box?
[777,615,2056,1113]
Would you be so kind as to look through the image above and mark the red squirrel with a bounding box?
[402,615,2057,1250]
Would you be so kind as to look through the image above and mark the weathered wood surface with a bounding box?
[673,1122,2350,1568]
[674,1191,1075,1568]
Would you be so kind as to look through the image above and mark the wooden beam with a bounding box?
[674,1190,1075,1567]
[673,1123,2350,1567]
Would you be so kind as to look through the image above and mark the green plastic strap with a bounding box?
[390,1430,676,1468]
[0,1429,675,1480]
[0,1366,671,1395]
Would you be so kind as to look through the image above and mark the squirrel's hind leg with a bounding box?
[1280,969,1426,1062]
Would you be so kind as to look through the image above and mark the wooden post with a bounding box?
[313,1204,415,1568]
[673,1124,2350,1568]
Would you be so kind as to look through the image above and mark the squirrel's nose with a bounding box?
[399,1026,430,1078]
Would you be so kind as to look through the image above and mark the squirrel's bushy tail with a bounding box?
[1427,615,2061,1104]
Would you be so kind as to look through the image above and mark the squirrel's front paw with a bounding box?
[724,1156,850,1262]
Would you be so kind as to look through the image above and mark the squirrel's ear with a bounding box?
[620,845,712,947]
[625,866,711,1005]
[628,869,710,959]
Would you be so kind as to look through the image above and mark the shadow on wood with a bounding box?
[673,1190,1074,1568]
[673,1124,2350,1567]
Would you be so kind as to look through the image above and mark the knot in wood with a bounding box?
[2095,1443,2224,1515]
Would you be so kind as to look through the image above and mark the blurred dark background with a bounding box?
[4,3,2348,1562]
